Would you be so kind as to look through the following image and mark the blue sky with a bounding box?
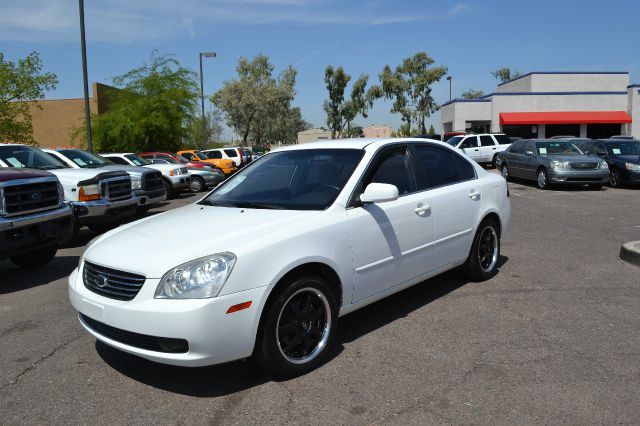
[2,0,639,138]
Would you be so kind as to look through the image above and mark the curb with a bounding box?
[620,241,640,267]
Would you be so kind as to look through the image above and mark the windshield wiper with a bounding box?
[226,201,285,210]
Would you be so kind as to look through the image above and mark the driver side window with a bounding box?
[362,147,414,196]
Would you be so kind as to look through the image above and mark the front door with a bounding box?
[460,136,481,163]
[347,146,435,302]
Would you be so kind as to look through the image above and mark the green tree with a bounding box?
[261,106,310,145]
[461,89,485,99]
[427,124,436,135]
[380,52,447,134]
[344,125,364,138]
[92,52,198,152]
[184,107,224,149]
[491,67,523,84]
[323,65,380,138]
[0,51,58,145]
[212,54,297,145]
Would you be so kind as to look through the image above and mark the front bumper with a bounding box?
[0,205,73,258]
[68,266,268,367]
[133,188,167,206]
[548,168,610,185]
[167,175,190,191]
[71,196,139,225]
[203,174,224,187]
[622,170,640,184]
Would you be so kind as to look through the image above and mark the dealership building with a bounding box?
[441,72,639,139]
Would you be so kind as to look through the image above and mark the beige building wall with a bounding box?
[297,128,332,144]
[363,124,392,138]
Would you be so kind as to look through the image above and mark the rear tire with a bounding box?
[10,245,57,268]
[501,164,511,182]
[492,154,498,168]
[255,275,338,377]
[463,219,500,282]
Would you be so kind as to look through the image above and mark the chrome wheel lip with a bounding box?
[276,287,331,365]
[478,226,499,273]
[537,170,547,188]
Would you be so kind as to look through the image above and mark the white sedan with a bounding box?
[68,138,511,376]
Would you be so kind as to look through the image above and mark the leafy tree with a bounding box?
[427,124,436,135]
[185,107,224,149]
[394,124,419,137]
[461,89,485,99]
[491,67,523,84]
[380,52,447,134]
[323,66,380,138]
[261,106,309,145]
[92,52,198,152]
[344,125,364,138]
[0,51,58,145]
[212,54,297,145]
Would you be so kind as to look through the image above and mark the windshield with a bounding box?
[175,154,190,162]
[156,156,181,164]
[200,149,364,210]
[0,146,66,170]
[125,154,151,166]
[606,142,640,156]
[59,149,110,168]
[446,136,464,146]
[535,142,583,155]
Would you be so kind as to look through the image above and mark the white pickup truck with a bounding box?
[101,153,190,198]
[444,133,512,167]
[0,144,139,235]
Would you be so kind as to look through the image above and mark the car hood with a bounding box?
[94,164,145,177]
[0,167,54,182]
[84,203,321,278]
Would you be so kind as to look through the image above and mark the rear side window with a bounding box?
[208,151,222,159]
[460,136,478,149]
[412,145,474,190]
[224,149,238,157]
[493,134,511,145]
[509,140,525,154]
[108,156,129,165]
[480,135,495,147]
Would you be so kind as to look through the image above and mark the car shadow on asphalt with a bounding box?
[0,255,80,295]
[95,256,508,397]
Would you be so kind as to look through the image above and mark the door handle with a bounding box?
[414,204,431,214]
[468,191,481,200]
[474,149,479,151]
[492,147,497,150]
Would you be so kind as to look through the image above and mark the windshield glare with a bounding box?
[536,142,583,155]
[0,146,66,170]
[59,149,109,168]
[607,142,640,156]
[200,149,364,210]
[446,136,464,146]
[125,154,150,166]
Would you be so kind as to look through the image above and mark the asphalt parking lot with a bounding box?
[1,180,639,425]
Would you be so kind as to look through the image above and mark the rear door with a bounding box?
[479,135,497,163]
[506,140,526,177]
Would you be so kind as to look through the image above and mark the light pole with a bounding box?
[78,0,92,152]
[199,51,216,147]
[446,75,452,101]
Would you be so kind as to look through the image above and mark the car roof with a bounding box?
[273,138,445,152]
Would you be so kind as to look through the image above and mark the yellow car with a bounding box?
[177,150,237,176]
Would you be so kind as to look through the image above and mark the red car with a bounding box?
[138,152,210,169]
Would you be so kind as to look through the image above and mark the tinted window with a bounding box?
[524,141,536,154]
[0,146,66,170]
[480,135,495,147]
[201,149,364,210]
[460,136,478,149]
[208,151,222,159]
[224,149,238,157]
[605,142,640,156]
[509,140,526,154]
[446,136,464,147]
[493,134,511,145]
[454,155,476,181]
[59,149,110,168]
[108,156,129,165]
[181,152,194,160]
[413,145,472,189]
[591,143,607,155]
[535,142,582,155]
[363,147,414,196]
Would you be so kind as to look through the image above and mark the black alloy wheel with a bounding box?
[463,219,500,281]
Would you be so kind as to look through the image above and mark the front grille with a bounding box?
[570,162,599,170]
[80,314,188,353]
[142,171,163,191]
[102,177,132,200]
[83,261,145,301]
[2,180,60,216]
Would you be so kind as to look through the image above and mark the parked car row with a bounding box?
[495,138,640,189]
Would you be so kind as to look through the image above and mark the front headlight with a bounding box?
[57,182,65,205]
[131,178,142,190]
[78,184,101,201]
[626,162,640,172]
[155,253,236,299]
[169,168,181,176]
[550,160,570,169]
[599,161,608,170]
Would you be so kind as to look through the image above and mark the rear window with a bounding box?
[224,149,238,157]
[493,134,511,145]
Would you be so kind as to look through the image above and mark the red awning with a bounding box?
[500,111,632,125]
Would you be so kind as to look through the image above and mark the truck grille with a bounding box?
[79,314,188,353]
[1,179,60,216]
[142,171,163,191]
[83,261,145,301]
[101,177,132,200]
[570,162,599,170]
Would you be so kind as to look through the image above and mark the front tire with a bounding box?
[609,168,623,188]
[189,176,205,192]
[163,180,175,199]
[537,168,550,190]
[10,245,57,268]
[463,219,500,281]
[255,275,338,377]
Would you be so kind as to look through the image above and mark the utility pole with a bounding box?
[79,0,92,151]
[199,51,216,147]
[446,75,453,101]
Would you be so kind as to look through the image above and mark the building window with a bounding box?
[586,124,621,139]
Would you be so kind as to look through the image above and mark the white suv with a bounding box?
[445,133,512,167]
[202,147,248,168]
[69,138,510,377]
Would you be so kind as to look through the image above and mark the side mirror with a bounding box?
[583,150,591,155]
[524,150,534,156]
[596,152,607,157]
[360,183,399,204]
